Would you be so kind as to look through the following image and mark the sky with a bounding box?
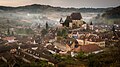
[0,0,120,8]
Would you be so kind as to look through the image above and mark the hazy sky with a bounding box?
[0,0,120,8]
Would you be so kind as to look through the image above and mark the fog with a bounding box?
[0,11,99,28]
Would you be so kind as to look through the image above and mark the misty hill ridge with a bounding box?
[102,6,120,19]
[0,4,111,13]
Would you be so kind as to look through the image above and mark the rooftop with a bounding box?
[2,37,16,41]
[74,44,101,53]
[70,13,82,20]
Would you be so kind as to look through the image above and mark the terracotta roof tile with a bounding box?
[3,37,16,40]
[74,44,101,53]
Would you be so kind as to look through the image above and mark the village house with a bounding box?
[16,36,40,45]
[61,39,103,56]
[68,31,79,39]
[10,49,17,53]
[77,33,105,47]
[2,37,17,43]
[73,44,103,56]
[0,36,7,44]
[81,21,94,30]
[68,32,105,47]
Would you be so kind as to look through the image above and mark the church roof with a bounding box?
[70,13,82,20]
[64,16,72,23]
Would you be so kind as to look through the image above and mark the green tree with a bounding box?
[76,51,86,59]
[46,22,49,30]
[41,29,48,36]
[62,29,67,36]
[57,28,67,37]
[57,30,62,36]
[53,54,62,62]
[26,28,34,34]
[11,31,14,36]
[7,28,10,36]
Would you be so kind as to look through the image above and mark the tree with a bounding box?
[41,29,48,36]
[26,28,34,34]
[62,29,67,36]
[37,23,41,29]
[46,22,49,30]
[112,25,115,32]
[57,30,62,36]
[57,28,67,37]
[11,31,14,36]
[7,28,10,36]
[76,51,86,59]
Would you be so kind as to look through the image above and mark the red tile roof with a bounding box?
[74,44,101,53]
[3,37,16,40]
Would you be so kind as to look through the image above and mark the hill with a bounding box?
[92,6,120,25]
[0,4,111,13]
[102,6,120,19]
